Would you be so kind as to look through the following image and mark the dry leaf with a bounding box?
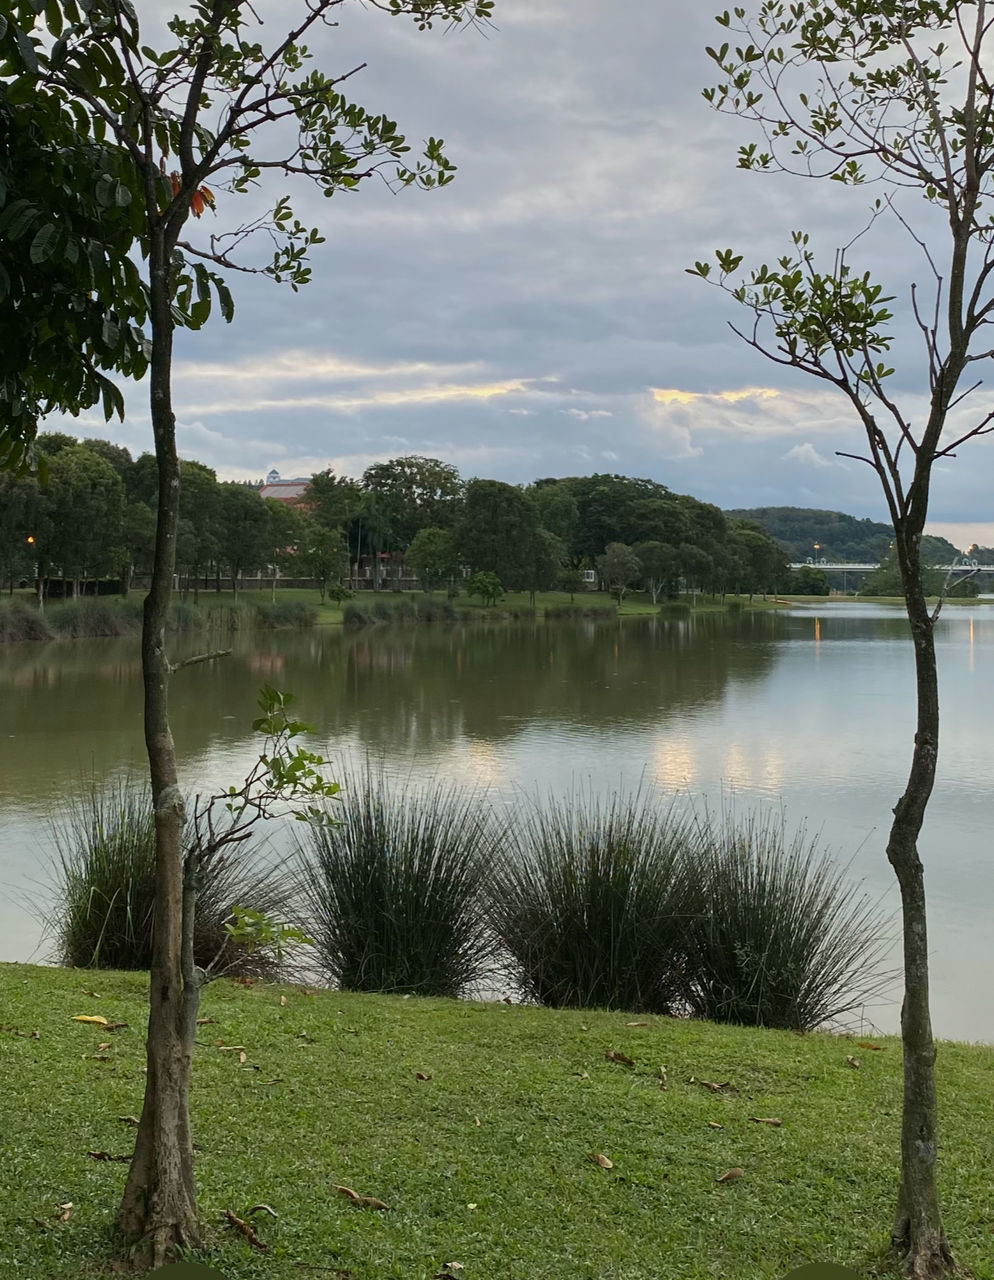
[691,1077,738,1094]
[196,1017,216,1026]
[87,1150,132,1162]
[474,1115,481,1126]
[626,1020,648,1027]
[72,1015,109,1025]
[587,1152,613,1169]
[605,1049,634,1067]
[118,1116,140,1127]
[280,996,287,1007]
[502,996,513,1005]
[239,1051,248,1065]
[574,1070,590,1079]
[657,1065,668,1089]
[58,1203,73,1222]
[707,1122,724,1130]
[415,1072,432,1081]
[217,1044,246,1052]
[846,1055,861,1070]
[857,1041,884,1051]
[266,1078,283,1086]
[233,977,256,987]
[466,1203,478,1211]
[334,1185,389,1211]
[224,1207,267,1250]
[715,1167,744,1183]
[749,1117,783,1127]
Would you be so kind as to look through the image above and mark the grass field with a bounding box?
[2,963,992,1279]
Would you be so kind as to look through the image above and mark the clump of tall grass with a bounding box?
[0,600,53,642]
[487,791,696,1013]
[296,766,498,996]
[202,601,252,632]
[252,600,318,629]
[48,598,143,638]
[47,781,298,979]
[658,600,691,617]
[168,600,203,633]
[416,597,458,622]
[675,808,889,1031]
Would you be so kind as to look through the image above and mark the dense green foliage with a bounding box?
[296,768,497,997]
[728,507,961,565]
[46,783,297,979]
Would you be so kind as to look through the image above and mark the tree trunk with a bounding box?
[888,552,955,1279]
[115,228,203,1266]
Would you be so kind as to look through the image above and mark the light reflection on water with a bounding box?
[0,602,991,1042]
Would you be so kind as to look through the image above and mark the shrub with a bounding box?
[252,600,318,629]
[296,766,498,996]
[0,600,53,643]
[168,601,203,632]
[675,808,889,1031]
[487,790,696,1013]
[47,598,143,638]
[416,597,457,622]
[46,782,298,979]
[658,600,691,618]
[342,601,372,626]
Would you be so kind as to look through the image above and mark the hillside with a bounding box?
[726,506,962,564]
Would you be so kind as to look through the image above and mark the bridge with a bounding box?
[789,560,994,574]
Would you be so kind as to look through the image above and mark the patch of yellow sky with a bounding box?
[651,386,781,405]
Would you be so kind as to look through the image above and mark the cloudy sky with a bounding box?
[69,1,994,548]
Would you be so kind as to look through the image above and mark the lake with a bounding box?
[1,602,990,1042]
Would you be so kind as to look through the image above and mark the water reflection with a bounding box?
[1,604,992,1042]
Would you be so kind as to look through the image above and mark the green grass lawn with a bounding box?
[2,964,992,1279]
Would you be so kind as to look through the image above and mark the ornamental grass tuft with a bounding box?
[676,806,891,1031]
[46,780,298,979]
[487,789,697,1014]
[296,765,498,997]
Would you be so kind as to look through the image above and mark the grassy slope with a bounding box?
[2,965,992,1280]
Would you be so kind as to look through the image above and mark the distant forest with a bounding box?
[725,507,962,565]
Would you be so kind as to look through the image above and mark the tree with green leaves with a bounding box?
[4,0,494,1262]
[457,478,542,589]
[361,454,464,552]
[45,443,124,593]
[263,498,305,602]
[299,516,349,602]
[633,540,679,604]
[407,525,460,592]
[465,569,503,606]
[0,24,149,471]
[595,541,641,603]
[692,3,994,1271]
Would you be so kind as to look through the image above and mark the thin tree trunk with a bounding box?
[115,229,202,1266]
[888,552,954,1279]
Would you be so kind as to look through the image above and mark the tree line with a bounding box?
[0,438,793,602]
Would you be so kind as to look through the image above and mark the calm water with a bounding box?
[1,604,991,1042]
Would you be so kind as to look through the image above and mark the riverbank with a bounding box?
[2,963,991,1280]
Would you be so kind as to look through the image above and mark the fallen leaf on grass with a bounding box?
[441,1265,464,1273]
[118,1116,140,1127]
[690,1077,738,1095]
[334,1185,390,1211]
[415,1072,432,1081]
[715,1168,744,1183]
[98,1042,111,1051]
[474,1116,480,1126]
[1,1024,40,1038]
[266,1078,283,1086]
[657,1066,668,1089]
[233,977,256,987]
[857,1041,884,1052]
[248,1203,278,1218]
[749,1117,783,1127]
[224,1207,267,1250]
[280,995,287,1007]
[574,1070,590,1079]
[707,1122,724,1130]
[58,1203,73,1222]
[239,1051,248,1065]
[87,1150,132,1162]
[587,1153,613,1169]
[72,1015,109,1026]
[196,1017,216,1026]
[605,1049,634,1067]
[502,996,513,1005]
[217,1043,246,1051]
[626,1021,648,1027]
[846,1055,861,1070]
